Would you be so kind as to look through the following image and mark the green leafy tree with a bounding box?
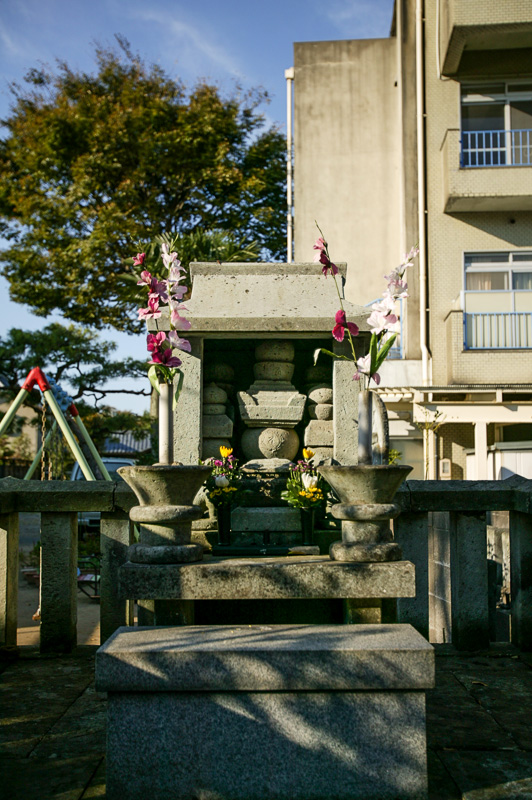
[0,322,149,408]
[0,38,286,332]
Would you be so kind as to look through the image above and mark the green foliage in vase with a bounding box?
[388,448,402,465]
[281,449,328,509]
[202,446,243,508]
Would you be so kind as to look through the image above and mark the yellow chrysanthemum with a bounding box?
[220,446,233,458]
[302,448,314,460]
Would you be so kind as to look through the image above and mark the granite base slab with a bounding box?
[118,556,416,600]
[97,624,433,800]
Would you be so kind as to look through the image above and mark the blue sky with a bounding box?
[0,0,395,413]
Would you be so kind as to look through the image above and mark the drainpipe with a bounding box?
[285,67,294,263]
[416,0,430,386]
[397,0,406,269]
[396,0,408,355]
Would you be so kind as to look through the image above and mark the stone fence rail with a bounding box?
[0,477,136,653]
[0,475,531,653]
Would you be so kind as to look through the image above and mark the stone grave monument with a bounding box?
[96,260,434,800]
[146,261,370,554]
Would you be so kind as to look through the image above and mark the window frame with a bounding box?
[464,251,532,310]
[461,82,532,167]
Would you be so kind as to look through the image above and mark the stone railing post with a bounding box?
[450,511,489,650]
[40,512,78,653]
[100,512,134,643]
[394,512,430,640]
[0,511,19,647]
[509,510,532,652]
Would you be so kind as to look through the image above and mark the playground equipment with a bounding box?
[0,367,111,481]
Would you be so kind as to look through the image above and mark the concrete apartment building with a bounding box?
[291,0,532,480]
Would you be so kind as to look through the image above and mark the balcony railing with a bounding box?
[464,312,532,349]
[461,129,532,168]
[1,475,532,653]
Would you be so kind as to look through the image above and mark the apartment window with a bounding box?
[461,83,532,167]
[464,252,532,349]
[465,252,532,298]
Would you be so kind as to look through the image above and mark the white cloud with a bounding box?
[130,5,246,81]
[0,19,30,59]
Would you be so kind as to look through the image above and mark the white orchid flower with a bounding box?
[301,473,318,490]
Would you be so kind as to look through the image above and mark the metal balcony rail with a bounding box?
[1,475,531,653]
[461,129,532,167]
[464,311,532,349]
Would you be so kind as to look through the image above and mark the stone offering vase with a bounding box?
[118,465,213,564]
[300,507,315,546]
[216,504,232,546]
[318,464,412,562]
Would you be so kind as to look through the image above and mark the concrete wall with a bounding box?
[445,310,532,385]
[293,38,401,309]
[423,0,532,386]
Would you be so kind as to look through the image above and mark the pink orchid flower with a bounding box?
[313,236,338,276]
[167,331,192,352]
[402,245,420,264]
[133,253,146,266]
[168,265,185,281]
[138,296,162,320]
[170,308,192,330]
[332,309,359,342]
[384,276,408,300]
[367,308,397,336]
[353,355,380,385]
[161,243,181,270]
[149,348,182,368]
[147,331,167,352]
[138,271,168,301]
[137,270,153,286]
[169,282,187,301]
[318,251,339,277]
[313,236,326,255]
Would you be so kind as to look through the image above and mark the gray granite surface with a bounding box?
[149,262,370,335]
[105,690,428,800]
[96,623,434,692]
[118,556,416,600]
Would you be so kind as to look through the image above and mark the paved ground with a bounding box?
[6,515,532,799]
[1,639,532,800]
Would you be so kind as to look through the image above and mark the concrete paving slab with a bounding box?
[439,750,532,799]
[453,670,532,750]
[426,670,516,750]
[427,749,462,800]
[0,753,104,800]
[1,644,532,799]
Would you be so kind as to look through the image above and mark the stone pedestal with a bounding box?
[319,465,412,562]
[97,623,434,800]
[238,341,306,461]
[118,464,212,626]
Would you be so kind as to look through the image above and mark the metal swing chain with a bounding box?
[48,427,53,481]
